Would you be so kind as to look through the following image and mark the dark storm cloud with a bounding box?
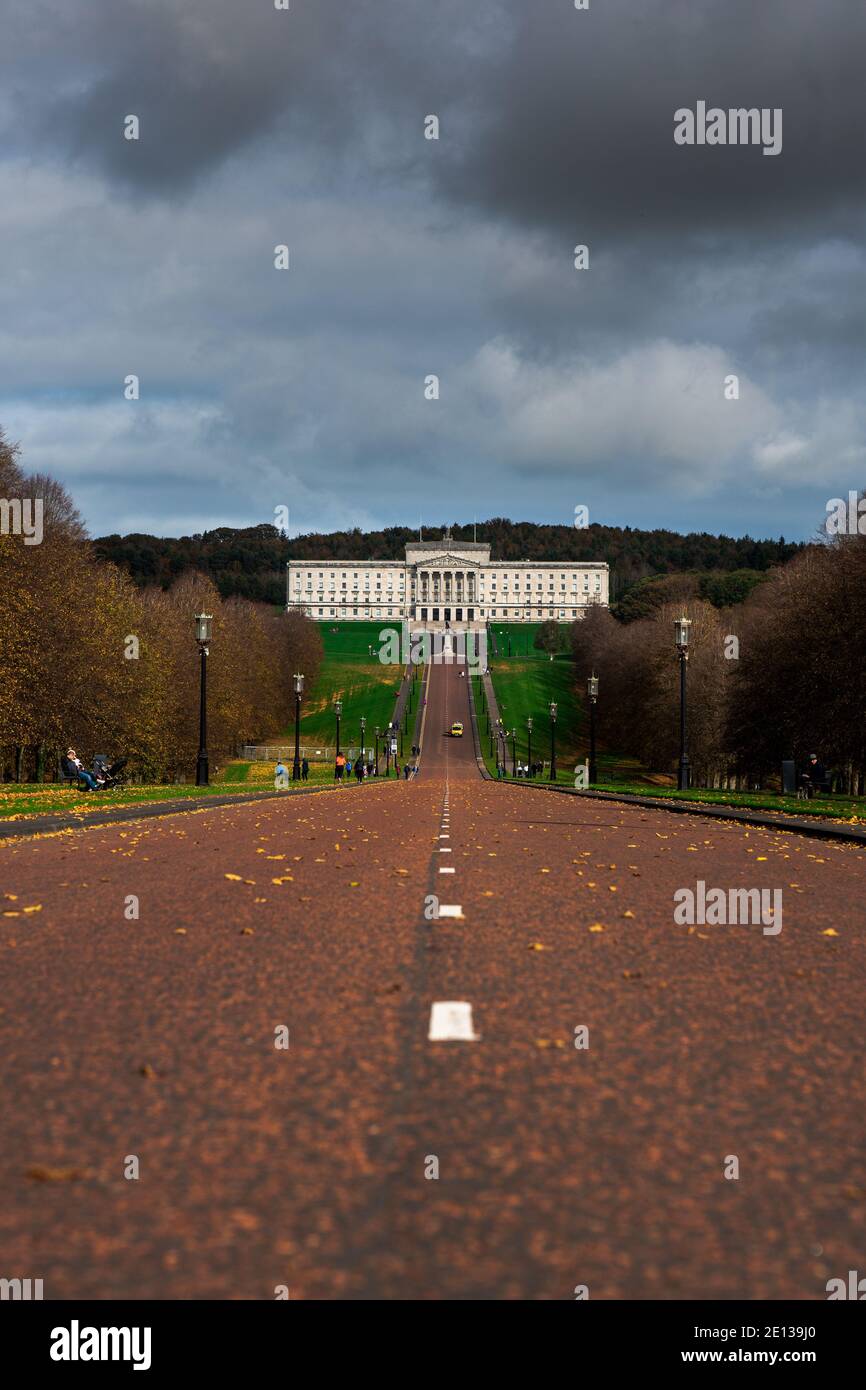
[29,0,348,191]
[433,0,866,247]
[10,1,865,238]
[7,0,482,193]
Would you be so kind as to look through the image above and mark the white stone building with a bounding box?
[286,532,609,629]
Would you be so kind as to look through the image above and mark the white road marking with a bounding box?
[428,1000,478,1041]
[439,834,450,839]
[439,866,455,874]
[438,847,452,853]
[438,904,464,919]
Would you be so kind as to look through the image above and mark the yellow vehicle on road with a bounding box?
[450,721,464,737]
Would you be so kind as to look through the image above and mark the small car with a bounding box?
[450,722,464,737]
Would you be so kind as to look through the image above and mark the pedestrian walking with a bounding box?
[301,757,309,782]
[335,752,346,782]
[355,759,364,784]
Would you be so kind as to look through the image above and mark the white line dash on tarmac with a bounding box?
[438,847,452,853]
[438,905,464,919]
[439,866,455,873]
[428,1001,478,1041]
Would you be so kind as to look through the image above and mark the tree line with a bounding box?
[570,530,866,793]
[0,433,322,783]
[93,518,802,607]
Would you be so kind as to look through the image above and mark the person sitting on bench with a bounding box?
[799,753,828,798]
[62,748,99,791]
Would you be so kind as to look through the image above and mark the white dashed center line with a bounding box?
[428,1001,478,1040]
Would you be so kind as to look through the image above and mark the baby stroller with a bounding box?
[92,755,129,789]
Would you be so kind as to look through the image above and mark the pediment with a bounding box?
[412,552,483,569]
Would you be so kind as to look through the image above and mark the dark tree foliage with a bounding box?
[534,619,568,654]
[611,569,770,622]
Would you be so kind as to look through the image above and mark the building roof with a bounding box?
[407,540,490,552]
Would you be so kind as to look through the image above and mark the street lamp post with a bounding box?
[360,716,366,763]
[334,698,342,778]
[548,700,558,783]
[194,612,212,786]
[587,673,599,784]
[527,716,533,778]
[292,672,304,781]
[511,728,517,777]
[675,616,692,791]
[374,726,381,776]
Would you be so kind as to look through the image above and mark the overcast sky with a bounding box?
[1,0,864,540]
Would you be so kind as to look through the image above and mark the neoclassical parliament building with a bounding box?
[286,531,609,629]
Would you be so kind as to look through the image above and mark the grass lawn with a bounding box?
[479,656,585,771]
[488,622,571,659]
[0,780,299,822]
[579,781,866,823]
[277,621,412,754]
[0,761,357,821]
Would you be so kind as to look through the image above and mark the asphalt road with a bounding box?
[1,656,865,1299]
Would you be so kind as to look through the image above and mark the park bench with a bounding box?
[783,758,834,800]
